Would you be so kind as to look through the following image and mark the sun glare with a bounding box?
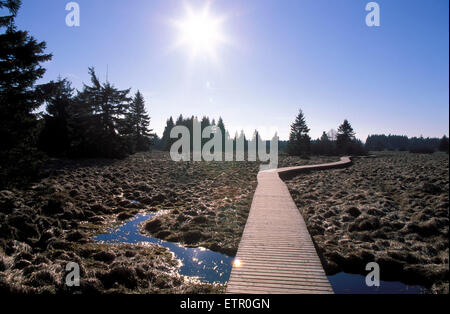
[173,4,227,61]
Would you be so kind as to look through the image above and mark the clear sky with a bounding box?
[14,0,449,140]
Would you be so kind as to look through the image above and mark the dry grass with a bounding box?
[4,151,441,293]
[285,152,449,293]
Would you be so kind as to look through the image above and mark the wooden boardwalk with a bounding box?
[226,157,352,294]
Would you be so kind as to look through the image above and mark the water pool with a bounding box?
[328,272,425,294]
[93,212,233,284]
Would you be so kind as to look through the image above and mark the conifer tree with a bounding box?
[125,90,154,151]
[201,116,211,149]
[336,119,356,154]
[253,130,260,155]
[176,114,184,126]
[0,0,20,27]
[161,117,175,151]
[287,109,311,156]
[38,77,74,156]
[201,116,211,130]
[0,0,52,187]
[83,67,131,135]
[217,117,226,151]
[70,67,132,158]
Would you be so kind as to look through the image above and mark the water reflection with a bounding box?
[328,272,425,294]
[93,212,233,284]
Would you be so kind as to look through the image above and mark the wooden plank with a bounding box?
[227,282,333,293]
[226,157,353,294]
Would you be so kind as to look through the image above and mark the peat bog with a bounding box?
[285,152,449,293]
[0,151,448,294]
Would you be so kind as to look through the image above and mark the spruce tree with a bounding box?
[287,110,311,157]
[201,116,211,130]
[0,0,52,187]
[176,114,184,126]
[38,77,74,156]
[70,67,132,158]
[161,117,175,151]
[200,116,211,149]
[125,90,154,152]
[82,67,131,136]
[336,119,355,154]
[217,117,226,151]
[0,0,20,27]
[337,120,355,142]
[217,117,225,135]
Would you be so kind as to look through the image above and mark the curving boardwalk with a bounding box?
[226,157,352,294]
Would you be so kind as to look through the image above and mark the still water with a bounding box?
[328,272,425,294]
[94,212,426,292]
[93,212,233,284]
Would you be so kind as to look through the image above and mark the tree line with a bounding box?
[286,110,366,157]
[157,110,369,158]
[158,116,226,152]
[365,134,449,154]
[286,110,449,156]
[0,1,154,187]
[157,115,267,154]
[38,71,155,159]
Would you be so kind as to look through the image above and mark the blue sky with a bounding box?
[14,0,449,140]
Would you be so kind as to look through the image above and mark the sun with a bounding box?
[173,4,227,61]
